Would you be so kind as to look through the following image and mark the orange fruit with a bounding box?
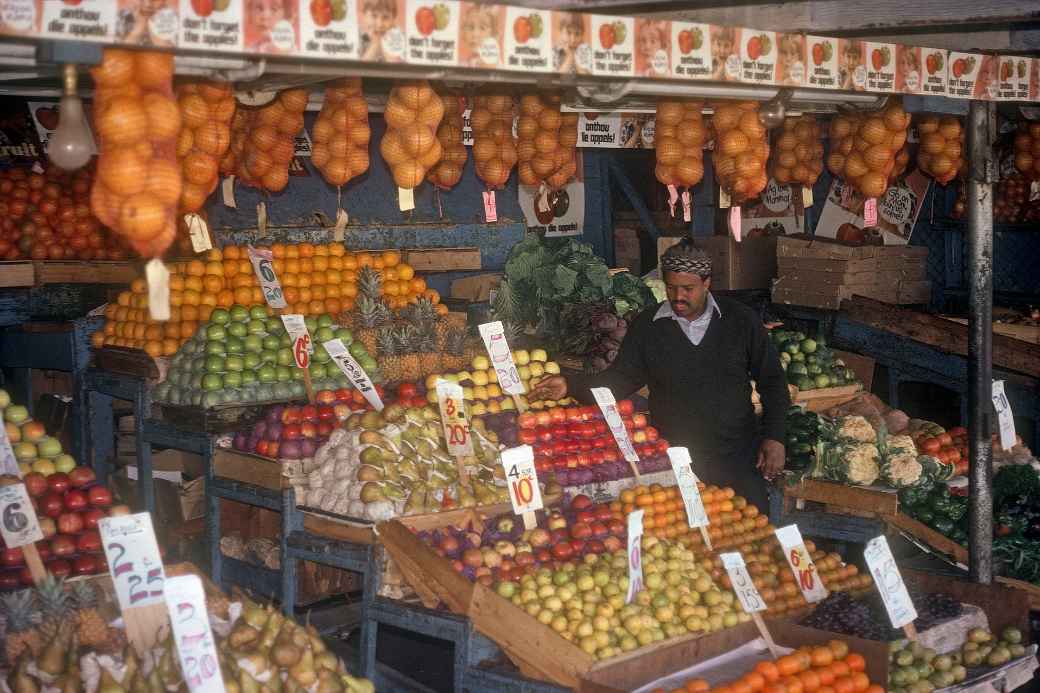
[777,656,803,678]
[223,245,241,260]
[187,259,205,276]
[755,662,780,683]
[827,641,849,661]
[797,670,820,693]
[831,678,854,693]
[382,249,400,267]
[843,654,865,673]
[848,674,868,692]
[397,263,414,280]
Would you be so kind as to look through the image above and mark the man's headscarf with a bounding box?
[661,239,712,278]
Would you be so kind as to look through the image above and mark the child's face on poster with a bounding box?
[364,4,395,35]
[247,0,284,34]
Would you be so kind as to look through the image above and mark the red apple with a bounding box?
[515,551,535,567]
[0,571,19,589]
[23,472,48,497]
[255,440,271,457]
[461,547,483,568]
[68,466,96,488]
[534,547,552,563]
[39,492,63,518]
[528,528,551,547]
[569,538,585,554]
[81,508,105,530]
[603,536,623,552]
[607,518,626,536]
[549,528,569,545]
[87,485,113,508]
[50,534,76,556]
[451,560,465,573]
[517,412,537,429]
[551,542,574,560]
[73,555,98,575]
[57,511,83,534]
[575,510,596,524]
[631,413,648,429]
[38,516,56,538]
[63,488,87,512]
[1,547,24,566]
[334,388,352,403]
[570,522,592,539]
[333,403,352,421]
[586,539,606,554]
[616,399,634,416]
[281,407,303,424]
[594,505,613,522]
[46,473,70,494]
[282,423,302,440]
[77,529,102,553]
[315,390,336,405]
[300,404,318,422]
[300,422,318,439]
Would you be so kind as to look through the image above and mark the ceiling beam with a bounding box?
[636,1,1040,36]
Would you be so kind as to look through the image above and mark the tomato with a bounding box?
[397,382,417,399]
[921,438,942,454]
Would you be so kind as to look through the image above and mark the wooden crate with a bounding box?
[0,261,34,287]
[792,383,862,412]
[35,260,139,284]
[888,511,968,564]
[784,479,899,518]
[942,316,1040,346]
[94,346,161,379]
[402,247,481,272]
[213,448,290,490]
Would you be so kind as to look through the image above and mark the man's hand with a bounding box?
[756,439,785,481]
[529,375,568,402]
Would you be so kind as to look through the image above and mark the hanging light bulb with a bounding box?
[759,89,792,130]
[49,64,93,171]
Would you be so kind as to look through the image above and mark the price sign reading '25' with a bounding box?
[99,512,167,611]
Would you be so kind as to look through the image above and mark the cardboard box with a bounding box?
[114,450,205,542]
[777,235,928,261]
[450,273,502,302]
[658,236,778,290]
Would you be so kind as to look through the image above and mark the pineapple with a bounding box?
[355,296,390,356]
[417,325,440,377]
[356,265,382,301]
[376,327,404,383]
[71,581,111,650]
[36,576,72,641]
[444,329,467,371]
[2,589,41,663]
[397,326,422,382]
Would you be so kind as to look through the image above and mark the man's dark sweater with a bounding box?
[570,296,789,482]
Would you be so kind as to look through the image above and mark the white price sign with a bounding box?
[591,388,639,464]
[991,380,1017,451]
[99,512,166,610]
[721,552,767,614]
[0,420,18,475]
[436,379,473,457]
[775,524,828,603]
[501,445,542,516]
[864,535,917,629]
[0,483,43,547]
[247,246,287,310]
[666,447,709,528]
[478,321,525,396]
[280,315,312,369]
[626,509,644,604]
[323,339,383,411]
[164,574,226,693]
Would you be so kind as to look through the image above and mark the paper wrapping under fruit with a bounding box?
[712,101,770,203]
[826,98,911,199]
[516,93,578,190]
[471,95,518,190]
[175,80,237,213]
[427,93,469,190]
[380,80,446,190]
[312,78,372,188]
[769,114,825,188]
[654,100,706,188]
[89,49,180,258]
[224,89,309,193]
[916,114,965,186]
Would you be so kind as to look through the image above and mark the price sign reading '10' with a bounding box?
[99,512,166,611]
[436,379,473,457]
[775,524,828,603]
[500,445,542,516]
[164,574,225,693]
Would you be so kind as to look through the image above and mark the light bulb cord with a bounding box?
[62,64,78,96]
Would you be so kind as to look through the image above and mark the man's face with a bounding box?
[664,270,710,319]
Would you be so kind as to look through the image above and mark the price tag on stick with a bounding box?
[482,191,498,222]
[666,447,711,550]
[0,483,43,547]
[0,420,18,475]
[247,246,287,310]
[625,509,644,604]
[501,445,542,530]
[281,314,314,402]
[478,321,526,410]
[864,198,878,226]
[164,575,226,693]
[991,380,1017,451]
[720,552,780,657]
[99,512,166,611]
[864,535,918,637]
[324,339,383,411]
[436,379,474,461]
[591,388,641,478]
[775,524,828,603]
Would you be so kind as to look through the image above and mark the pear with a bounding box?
[229,623,261,649]
[258,609,285,650]
[9,654,40,693]
[342,674,375,693]
[239,670,261,693]
[288,647,317,688]
[38,628,70,676]
[98,668,126,693]
[315,669,343,693]
[314,652,340,672]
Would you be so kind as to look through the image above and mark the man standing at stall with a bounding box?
[529,239,789,509]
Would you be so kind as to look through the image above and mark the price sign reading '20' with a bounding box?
[99,512,167,611]
[436,379,473,456]
[164,575,225,693]
[501,445,542,516]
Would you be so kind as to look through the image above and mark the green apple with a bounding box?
[230,305,250,322]
[249,305,268,320]
[0,389,10,409]
[14,441,36,461]
[36,436,62,458]
[31,458,55,476]
[209,308,230,325]
[53,454,76,473]
[4,404,29,424]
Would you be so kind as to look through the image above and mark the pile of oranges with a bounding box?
[95,243,439,355]
[613,483,770,550]
[659,642,879,693]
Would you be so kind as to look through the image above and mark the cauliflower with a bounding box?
[883,455,923,487]
[837,415,877,443]
[844,443,881,485]
[886,434,917,457]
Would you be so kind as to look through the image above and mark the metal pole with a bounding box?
[966,100,995,584]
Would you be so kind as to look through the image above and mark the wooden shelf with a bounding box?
[0,260,139,288]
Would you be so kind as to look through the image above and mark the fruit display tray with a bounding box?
[783,479,900,518]
[159,400,291,433]
[791,383,863,412]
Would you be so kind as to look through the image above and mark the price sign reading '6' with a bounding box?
[864,535,917,629]
[164,575,225,693]
[0,483,43,547]
[436,379,473,457]
[775,524,828,603]
[501,445,542,516]
[721,552,766,613]
[478,321,524,396]
[247,246,287,310]
[99,512,166,611]
[280,315,312,369]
